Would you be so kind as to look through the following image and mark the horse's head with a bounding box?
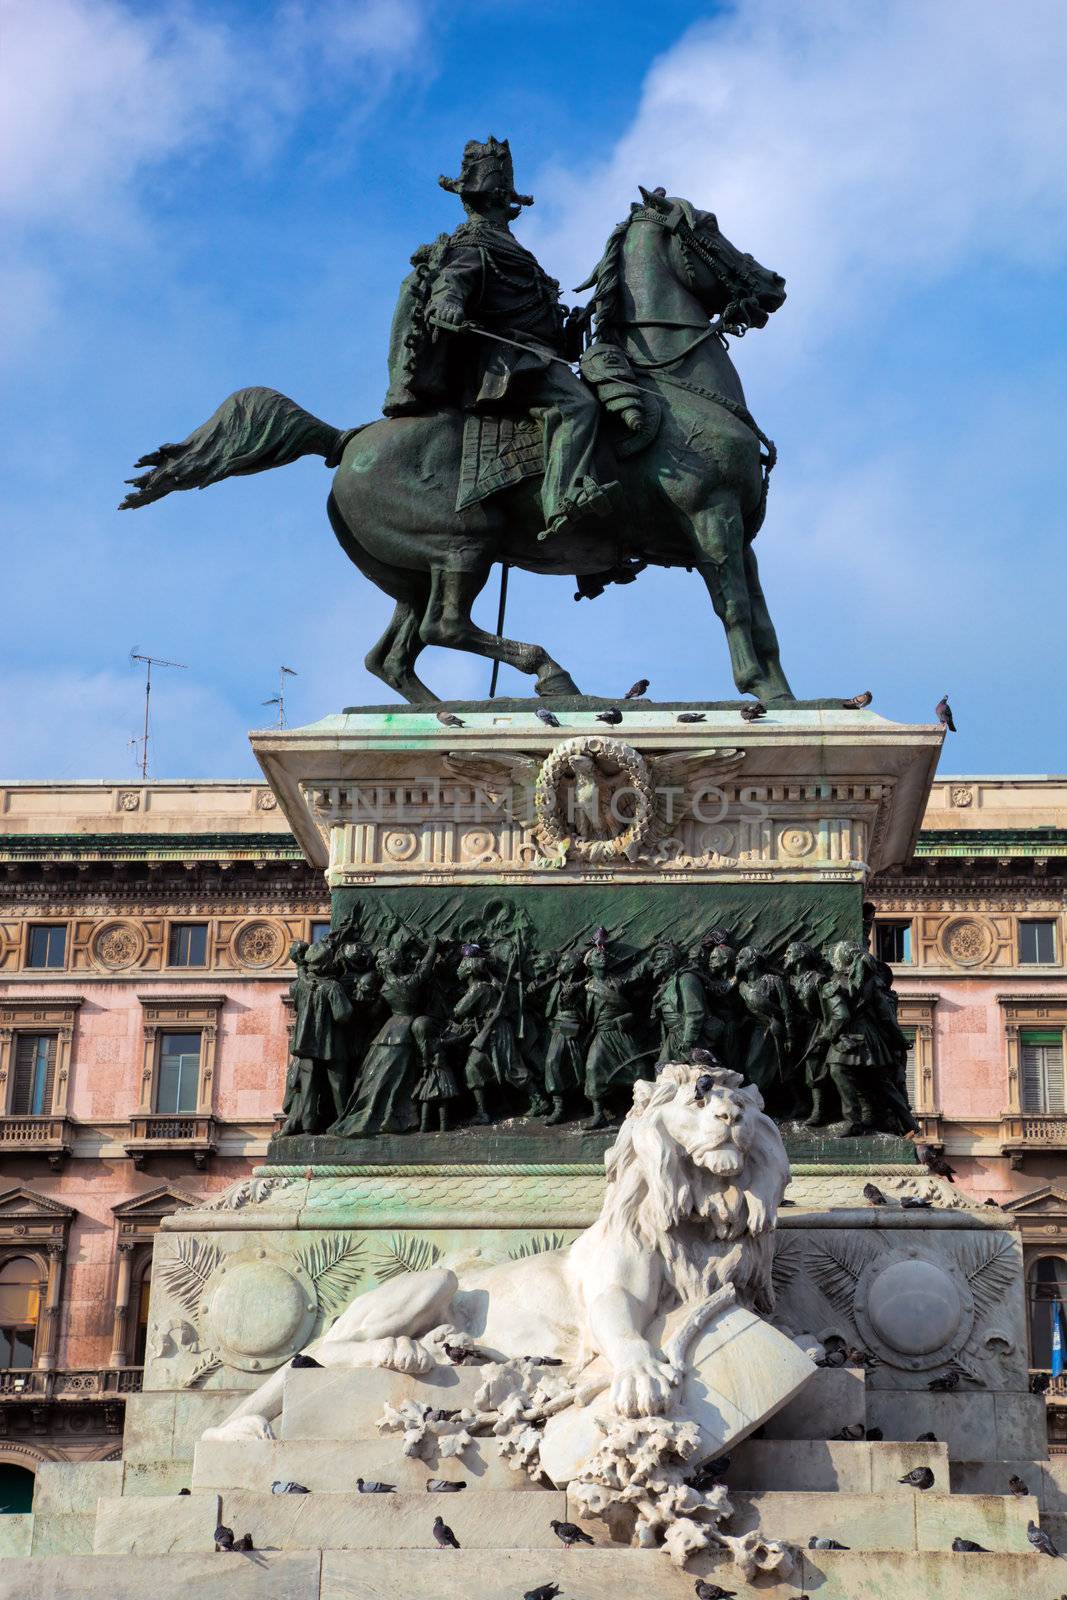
[636,186,786,335]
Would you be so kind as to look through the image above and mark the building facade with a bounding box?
[0,772,1064,1487]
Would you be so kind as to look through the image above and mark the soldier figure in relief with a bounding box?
[384,136,625,542]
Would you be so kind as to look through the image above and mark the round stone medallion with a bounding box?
[853,1250,974,1371]
[93,921,144,971]
[381,828,419,862]
[201,1249,318,1372]
[234,920,285,968]
[779,826,816,858]
[941,917,994,967]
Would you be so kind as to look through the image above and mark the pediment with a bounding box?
[1004,1183,1067,1217]
[112,1184,197,1219]
[0,1185,74,1221]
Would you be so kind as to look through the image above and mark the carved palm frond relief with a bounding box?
[157,1238,222,1317]
[372,1233,443,1283]
[296,1233,365,1315]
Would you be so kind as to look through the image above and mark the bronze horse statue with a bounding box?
[121,189,794,705]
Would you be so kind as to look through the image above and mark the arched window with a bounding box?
[0,1259,40,1370]
[133,1265,152,1366]
[0,1463,35,1514]
[1028,1255,1067,1368]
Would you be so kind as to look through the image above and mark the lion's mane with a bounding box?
[600,1063,789,1314]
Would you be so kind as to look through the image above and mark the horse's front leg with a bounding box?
[687,492,763,697]
[420,560,581,697]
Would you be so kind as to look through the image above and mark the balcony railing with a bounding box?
[0,1115,74,1169]
[0,1367,142,1399]
[1001,1115,1067,1166]
[125,1114,216,1170]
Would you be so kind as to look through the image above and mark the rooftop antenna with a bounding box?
[262,664,297,728]
[129,648,188,779]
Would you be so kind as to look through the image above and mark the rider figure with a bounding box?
[383,137,621,542]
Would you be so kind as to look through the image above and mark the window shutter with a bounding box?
[903,1029,917,1106]
[1021,1034,1065,1113]
[11,1036,56,1115]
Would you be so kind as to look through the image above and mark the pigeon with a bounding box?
[846,1347,878,1369]
[290,1351,323,1368]
[433,1514,461,1549]
[983,1197,1002,1207]
[841,691,873,709]
[443,1342,490,1365]
[233,1534,254,1552]
[1009,1475,1030,1497]
[935,695,956,732]
[952,1536,990,1552]
[356,1478,395,1493]
[214,1523,235,1552]
[437,710,464,728]
[901,1196,933,1209]
[178,1487,190,1496]
[595,707,622,725]
[536,707,561,727]
[928,1372,959,1392]
[899,1467,935,1490]
[694,1583,737,1600]
[808,1536,850,1549]
[1028,1519,1061,1556]
[272,1480,311,1494]
[624,679,650,699]
[1031,1372,1051,1394]
[551,1518,594,1547]
[426,1479,467,1492]
[739,701,766,722]
[837,1423,865,1441]
[524,1586,563,1600]
[866,1427,884,1441]
[917,1143,957,1182]
[863,1182,888,1206]
[687,1455,730,1489]
[916,1432,938,1442]
[677,712,706,723]
[817,1349,848,1369]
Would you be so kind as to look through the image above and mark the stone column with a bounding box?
[37,1243,64,1371]
[108,1243,136,1369]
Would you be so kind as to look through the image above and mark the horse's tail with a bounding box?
[118,386,364,510]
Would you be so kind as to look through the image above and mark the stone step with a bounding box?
[192,1436,540,1493]
[758,1364,865,1439]
[94,1488,569,1555]
[279,1365,489,1442]
[732,1487,1038,1553]
[7,1543,1067,1600]
[726,1437,949,1493]
[0,1551,320,1599]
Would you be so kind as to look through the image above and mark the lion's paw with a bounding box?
[369,1336,433,1376]
[610,1356,677,1418]
[201,1412,275,1443]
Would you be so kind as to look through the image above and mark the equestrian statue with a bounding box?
[120,136,794,706]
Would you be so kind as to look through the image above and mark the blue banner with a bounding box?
[1052,1300,1065,1378]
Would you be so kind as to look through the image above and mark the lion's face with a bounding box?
[656,1081,757,1179]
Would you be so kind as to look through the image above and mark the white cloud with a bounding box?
[529,0,1067,349]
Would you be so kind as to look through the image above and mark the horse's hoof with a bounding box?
[535,668,581,698]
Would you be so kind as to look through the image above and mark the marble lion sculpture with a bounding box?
[203,1064,789,1443]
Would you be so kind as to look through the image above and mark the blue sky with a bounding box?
[2,0,1066,780]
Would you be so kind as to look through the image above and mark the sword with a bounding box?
[431,317,576,370]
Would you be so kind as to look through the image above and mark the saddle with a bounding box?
[455,343,660,513]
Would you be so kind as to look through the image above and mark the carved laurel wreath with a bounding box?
[533,736,654,863]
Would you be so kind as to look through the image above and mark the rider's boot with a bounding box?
[419,1104,432,1134]
[545,1095,566,1125]
[537,476,621,542]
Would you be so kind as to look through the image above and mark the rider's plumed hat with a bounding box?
[439,136,533,214]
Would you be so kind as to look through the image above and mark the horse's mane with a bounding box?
[575,214,634,343]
